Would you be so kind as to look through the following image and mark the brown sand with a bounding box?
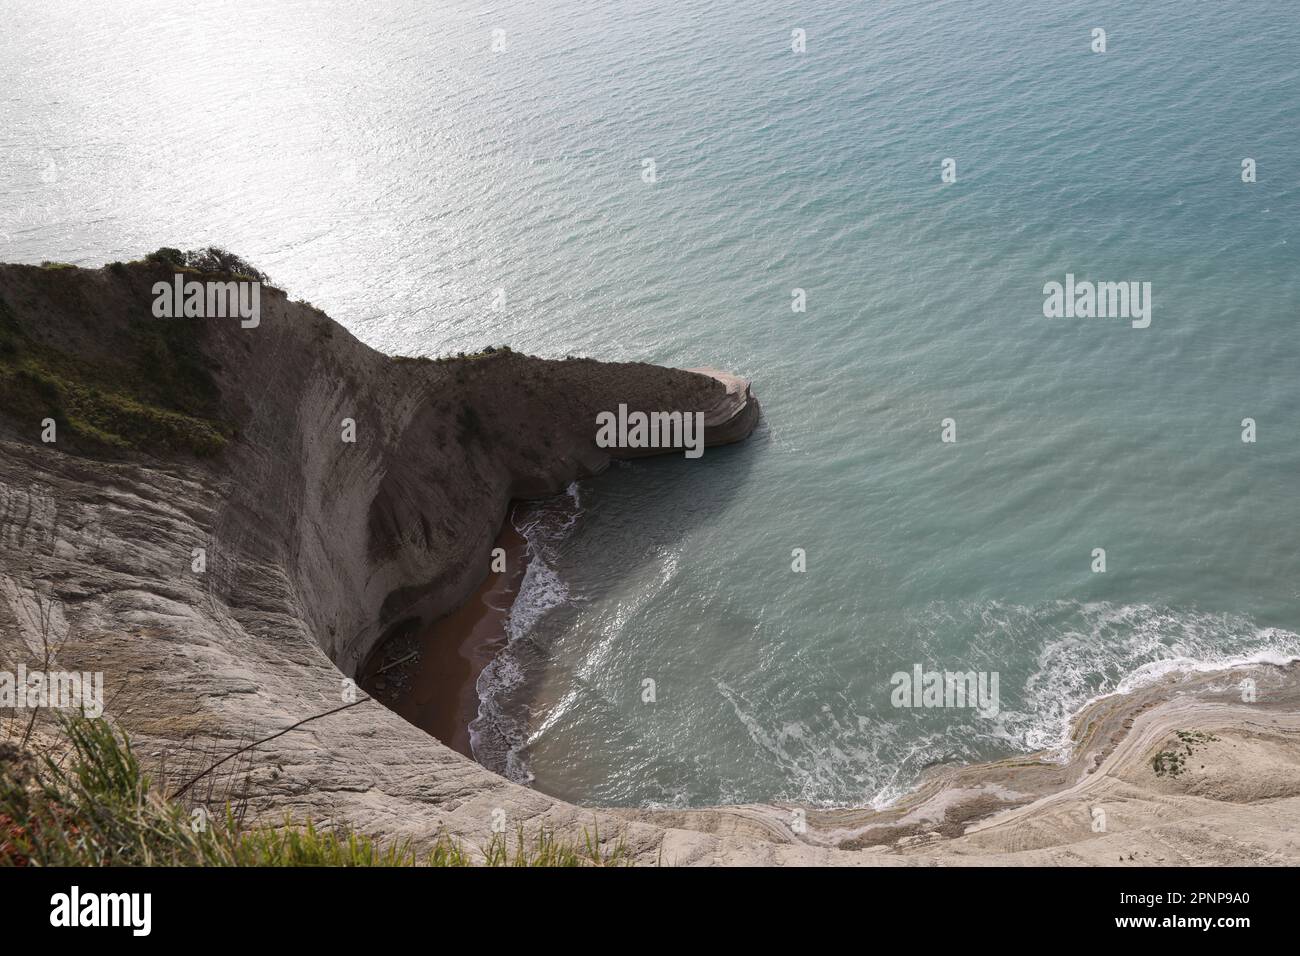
[362,507,531,757]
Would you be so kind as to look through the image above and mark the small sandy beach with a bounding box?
[362,507,531,758]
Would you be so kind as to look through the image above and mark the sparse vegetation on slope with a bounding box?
[0,715,628,867]
[0,259,235,456]
[1152,730,1220,778]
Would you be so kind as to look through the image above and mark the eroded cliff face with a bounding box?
[0,258,785,864]
[5,260,1300,867]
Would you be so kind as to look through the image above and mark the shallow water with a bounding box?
[3,0,1298,807]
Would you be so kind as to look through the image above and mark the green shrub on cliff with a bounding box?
[143,246,267,283]
[145,247,186,268]
[181,247,268,283]
[393,345,514,365]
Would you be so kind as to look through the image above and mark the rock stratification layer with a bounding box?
[3,259,1300,866]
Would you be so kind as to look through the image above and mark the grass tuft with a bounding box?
[1,714,628,867]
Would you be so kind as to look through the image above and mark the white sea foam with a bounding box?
[999,604,1300,761]
[716,678,912,809]
[507,482,581,640]
[711,601,1300,810]
[469,483,583,781]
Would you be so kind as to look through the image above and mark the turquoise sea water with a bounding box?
[3,0,1298,806]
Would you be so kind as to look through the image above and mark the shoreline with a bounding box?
[360,483,1300,822]
[368,497,1300,831]
[611,655,1300,862]
[361,507,532,759]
